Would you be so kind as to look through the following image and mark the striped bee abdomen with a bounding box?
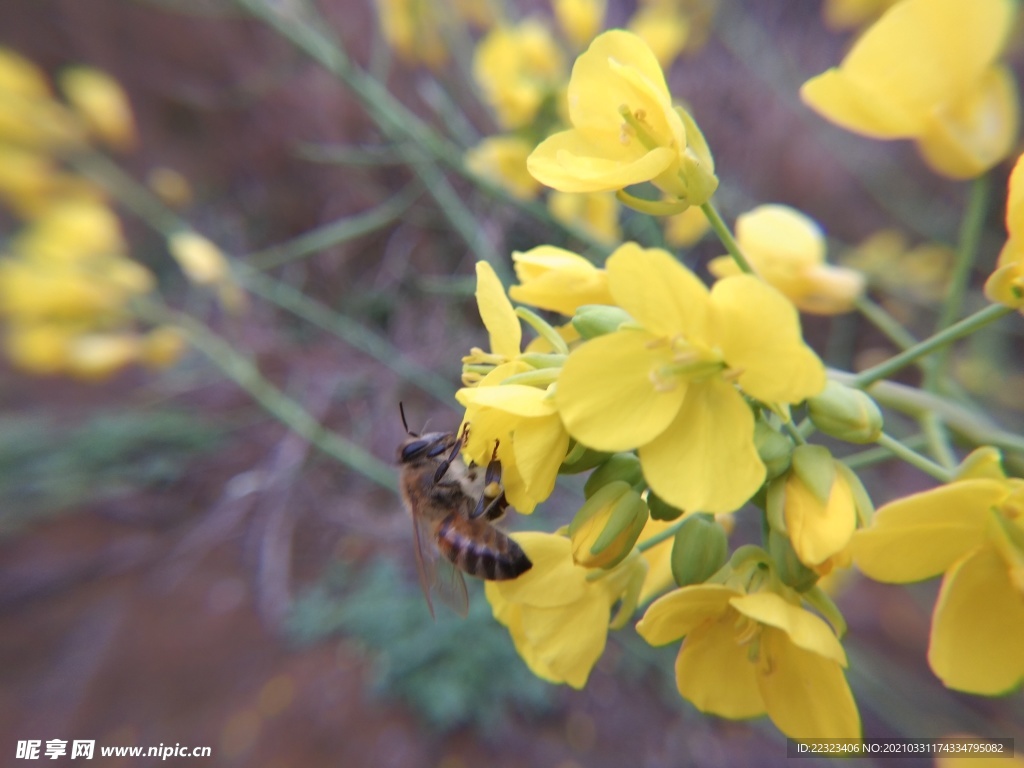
[436,514,532,581]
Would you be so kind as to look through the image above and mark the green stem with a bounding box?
[841,434,928,471]
[875,433,952,483]
[852,303,1012,388]
[637,517,687,552]
[700,201,754,274]
[140,300,397,491]
[925,175,990,390]
[854,294,919,352]
[921,412,957,470]
[830,369,1024,456]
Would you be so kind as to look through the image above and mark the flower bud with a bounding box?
[569,481,649,568]
[670,513,728,586]
[768,529,819,592]
[647,491,684,521]
[571,304,632,340]
[754,420,793,479]
[807,380,883,443]
[583,452,643,498]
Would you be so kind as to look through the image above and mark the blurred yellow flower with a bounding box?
[473,20,566,130]
[708,204,865,315]
[527,30,717,204]
[801,0,1020,179]
[508,245,612,316]
[374,0,449,69]
[985,152,1024,311]
[556,243,825,513]
[820,0,900,31]
[553,0,606,50]
[851,460,1024,694]
[465,135,541,201]
[168,231,246,313]
[486,531,647,688]
[842,229,951,305]
[663,203,709,247]
[0,48,81,151]
[546,190,621,245]
[637,583,860,738]
[627,4,690,67]
[59,66,136,151]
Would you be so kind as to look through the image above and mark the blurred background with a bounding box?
[1,1,1023,766]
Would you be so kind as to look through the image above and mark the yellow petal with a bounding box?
[708,275,826,404]
[928,545,1024,694]
[475,261,521,359]
[456,383,557,417]
[556,328,685,451]
[517,599,609,688]
[488,533,586,606]
[916,64,1020,179]
[675,618,765,718]
[640,379,765,514]
[1006,151,1024,234]
[508,245,613,315]
[800,0,1015,138]
[731,592,847,665]
[636,584,737,645]
[527,129,677,193]
[59,66,136,151]
[512,413,570,504]
[606,242,709,339]
[851,480,1003,582]
[758,627,861,739]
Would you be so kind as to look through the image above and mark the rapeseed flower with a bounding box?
[985,152,1024,311]
[485,531,647,688]
[556,243,825,513]
[708,205,865,315]
[637,581,860,738]
[553,0,606,50]
[851,453,1024,694]
[465,135,541,201]
[508,245,612,316]
[527,30,716,205]
[801,0,1019,179]
[546,190,621,245]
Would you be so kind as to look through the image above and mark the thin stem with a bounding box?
[920,412,957,470]
[841,434,928,471]
[854,294,919,351]
[637,517,687,552]
[852,303,1012,388]
[700,201,754,274]
[875,433,953,483]
[140,300,398,491]
[925,175,990,390]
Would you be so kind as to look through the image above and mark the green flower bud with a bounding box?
[807,380,883,444]
[584,452,643,498]
[647,491,685,521]
[768,529,819,592]
[569,481,649,569]
[754,420,793,479]
[572,304,633,340]
[670,513,728,587]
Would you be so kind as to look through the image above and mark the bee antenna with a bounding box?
[399,402,417,436]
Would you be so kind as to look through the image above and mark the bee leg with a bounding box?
[471,443,506,520]
[432,429,467,485]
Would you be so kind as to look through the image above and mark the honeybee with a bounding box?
[397,408,532,617]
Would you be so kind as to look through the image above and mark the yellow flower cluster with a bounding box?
[443,14,1024,743]
[0,48,182,379]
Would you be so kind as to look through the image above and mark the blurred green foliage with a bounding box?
[288,558,555,732]
[0,409,222,533]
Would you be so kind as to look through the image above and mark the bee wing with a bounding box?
[412,515,469,619]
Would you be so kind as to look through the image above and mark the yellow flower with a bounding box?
[842,229,952,304]
[485,531,647,688]
[627,4,690,68]
[374,0,448,69]
[547,190,621,245]
[456,373,569,514]
[0,48,81,150]
[556,243,825,513]
[553,0,606,50]
[637,515,677,605]
[708,205,865,315]
[985,152,1024,311]
[527,30,717,204]
[851,462,1024,694]
[508,245,612,316]
[58,67,136,151]
[462,261,525,380]
[0,146,100,218]
[168,231,246,313]
[636,583,860,738]
[465,136,541,201]
[801,0,1019,179]
[473,20,566,130]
